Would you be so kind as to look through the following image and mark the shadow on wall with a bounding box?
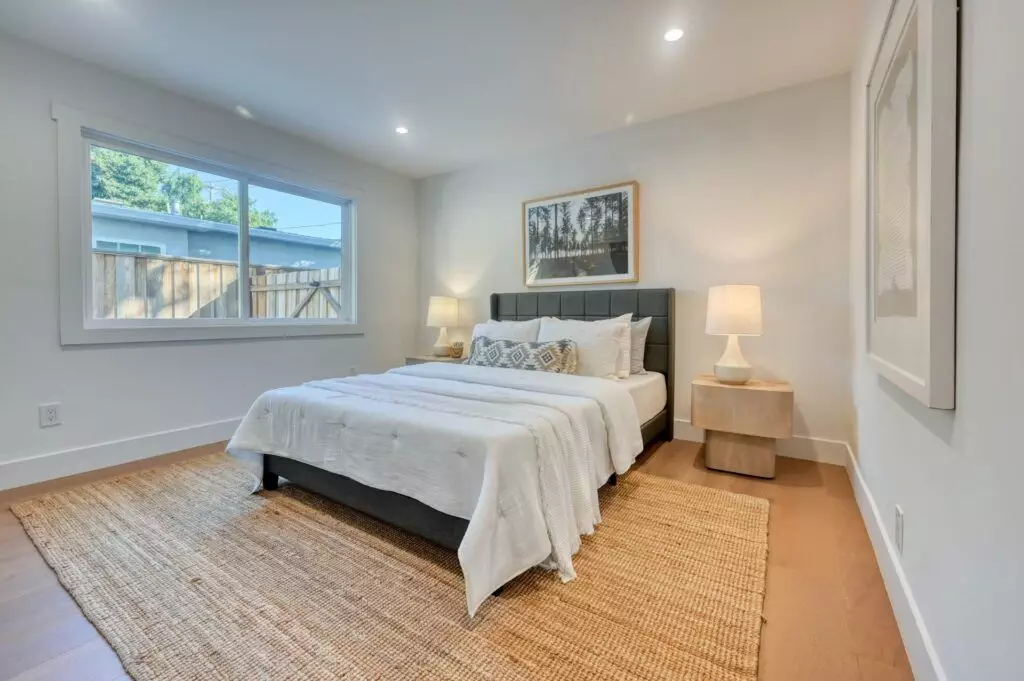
[877,374,956,445]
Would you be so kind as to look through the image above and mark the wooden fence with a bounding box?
[92,253,345,320]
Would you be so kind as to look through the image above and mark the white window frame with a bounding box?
[92,238,167,255]
[54,104,361,345]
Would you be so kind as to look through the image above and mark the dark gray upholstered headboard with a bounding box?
[490,288,675,440]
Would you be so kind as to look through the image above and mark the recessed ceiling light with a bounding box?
[664,28,684,42]
[234,105,253,119]
[395,126,409,135]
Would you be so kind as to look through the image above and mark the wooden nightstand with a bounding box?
[690,374,794,479]
[405,355,465,365]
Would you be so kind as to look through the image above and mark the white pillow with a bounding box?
[537,314,631,379]
[608,313,634,378]
[471,318,541,342]
[630,317,653,374]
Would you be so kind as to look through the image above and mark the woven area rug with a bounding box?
[13,454,769,681]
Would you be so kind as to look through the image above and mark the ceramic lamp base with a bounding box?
[714,334,753,385]
[432,327,451,356]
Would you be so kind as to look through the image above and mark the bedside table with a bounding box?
[690,374,793,479]
[405,355,465,365]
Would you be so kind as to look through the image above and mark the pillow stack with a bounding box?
[536,314,631,378]
[470,314,653,379]
[471,318,541,342]
[629,317,652,374]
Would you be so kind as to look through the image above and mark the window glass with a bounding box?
[247,184,348,320]
[90,144,240,319]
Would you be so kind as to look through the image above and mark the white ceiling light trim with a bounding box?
[664,27,684,42]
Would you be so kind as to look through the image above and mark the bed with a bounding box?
[228,288,674,614]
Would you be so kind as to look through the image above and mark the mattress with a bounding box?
[622,372,668,423]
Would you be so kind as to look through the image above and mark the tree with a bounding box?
[559,201,573,256]
[527,207,539,259]
[91,147,167,213]
[618,193,629,241]
[603,194,615,243]
[91,148,277,228]
[576,203,588,252]
[538,205,552,257]
[587,196,604,250]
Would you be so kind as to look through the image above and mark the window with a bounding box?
[247,185,347,320]
[89,144,242,321]
[55,105,358,344]
[94,240,165,255]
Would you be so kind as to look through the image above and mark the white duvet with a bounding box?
[227,363,644,616]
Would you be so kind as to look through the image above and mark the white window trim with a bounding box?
[92,238,167,255]
[54,104,362,345]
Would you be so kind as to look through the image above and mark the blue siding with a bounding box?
[91,204,340,268]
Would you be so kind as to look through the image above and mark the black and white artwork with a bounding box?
[523,181,638,287]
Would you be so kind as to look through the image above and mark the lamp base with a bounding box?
[432,327,451,356]
[714,334,753,385]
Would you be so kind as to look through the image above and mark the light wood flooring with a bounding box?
[0,440,913,681]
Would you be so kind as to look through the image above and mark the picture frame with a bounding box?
[522,181,638,287]
[865,0,957,409]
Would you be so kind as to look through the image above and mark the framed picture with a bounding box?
[522,181,638,287]
[866,0,957,409]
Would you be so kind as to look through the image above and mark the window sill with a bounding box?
[60,320,364,346]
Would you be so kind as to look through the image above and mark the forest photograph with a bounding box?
[523,181,638,286]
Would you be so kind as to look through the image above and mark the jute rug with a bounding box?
[13,454,769,681]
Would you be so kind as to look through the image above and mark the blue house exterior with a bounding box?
[91,202,341,269]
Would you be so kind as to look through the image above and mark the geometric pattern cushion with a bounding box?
[465,337,578,374]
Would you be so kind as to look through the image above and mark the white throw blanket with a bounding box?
[227,364,643,615]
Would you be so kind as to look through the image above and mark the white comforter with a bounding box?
[227,363,643,615]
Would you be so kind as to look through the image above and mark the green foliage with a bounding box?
[91,147,168,213]
[91,148,277,228]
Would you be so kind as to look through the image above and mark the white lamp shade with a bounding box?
[706,285,763,336]
[426,296,459,328]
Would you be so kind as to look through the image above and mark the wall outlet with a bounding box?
[894,505,905,556]
[349,365,357,376]
[39,402,62,428]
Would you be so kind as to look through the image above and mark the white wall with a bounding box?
[850,2,1024,680]
[0,36,418,489]
[418,76,853,454]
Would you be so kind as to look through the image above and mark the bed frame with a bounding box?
[262,288,675,552]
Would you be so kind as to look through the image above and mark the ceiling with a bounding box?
[0,0,863,178]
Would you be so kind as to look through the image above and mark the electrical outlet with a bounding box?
[349,365,357,376]
[894,505,905,556]
[39,402,62,428]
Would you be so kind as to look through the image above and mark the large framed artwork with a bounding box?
[866,0,957,409]
[523,181,638,287]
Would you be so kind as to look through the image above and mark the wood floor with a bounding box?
[0,441,913,681]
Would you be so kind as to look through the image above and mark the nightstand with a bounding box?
[690,374,793,479]
[405,355,465,365]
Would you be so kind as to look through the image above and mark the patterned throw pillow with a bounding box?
[466,337,578,374]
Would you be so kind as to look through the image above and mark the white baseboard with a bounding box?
[845,447,947,681]
[0,418,241,492]
[672,418,707,444]
[672,418,848,466]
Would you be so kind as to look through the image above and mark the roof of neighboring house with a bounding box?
[92,202,340,249]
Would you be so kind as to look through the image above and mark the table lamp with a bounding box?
[426,296,459,356]
[706,285,762,384]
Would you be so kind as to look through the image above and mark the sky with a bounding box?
[198,171,343,241]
